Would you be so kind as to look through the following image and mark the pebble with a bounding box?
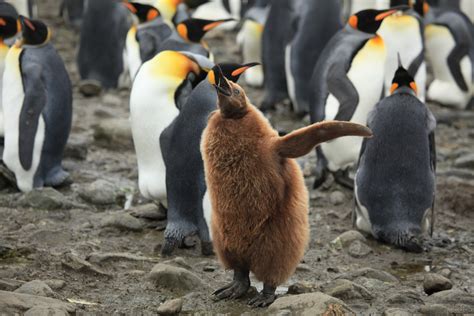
[419,304,449,316]
[268,292,353,314]
[93,118,133,150]
[44,279,66,291]
[0,278,25,291]
[329,190,346,205]
[426,289,474,314]
[348,240,373,258]
[423,273,453,295]
[383,308,411,316]
[386,289,423,305]
[64,137,89,160]
[17,188,72,210]
[87,252,156,264]
[321,279,373,301]
[331,230,367,249]
[157,298,183,315]
[0,290,75,313]
[203,265,216,272]
[61,252,111,277]
[78,179,121,206]
[287,282,314,295]
[102,93,123,107]
[14,280,55,298]
[100,212,145,231]
[454,153,474,169]
[129,203,167,220]
[24,307,68,316]
[148,263,207,293]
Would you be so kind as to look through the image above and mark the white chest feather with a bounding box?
[126,27,142,81]
[0,44,9,137]
[2,46,45,192]
[239,20,264,87]
[130,64,180,201]
[322,38,387,172]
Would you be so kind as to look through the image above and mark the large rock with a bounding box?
[93,118,133,150]
[24,307,68,316]
[130,203,166,220]
[157,298,183,315]
[383,308,411,316]
[14,280,55,298]
[0,279,24,291]
[100,213,145,231]
[386,289,423,305]
[320,279,373,301]
[0,290,75,314]
[148,264,207,294]
[454,153,474,169]
[426,290,474,314]
[17,188,73,210]
[337,268,399,283]
[78,179,121,206]
[423,273,453,295]
[268,292,353,315]
[419,304,449,316]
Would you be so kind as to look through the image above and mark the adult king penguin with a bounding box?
[160,61,260,255]
[310,7,407,189]
[123,2,172,79]
[3,16,72,192]
[423,0,474,109]
[378,0,427,101]
[286,0,342,115]
[77,0,131,96]
[354,60,436,253]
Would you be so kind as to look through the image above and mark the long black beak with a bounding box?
[213,66,232,97]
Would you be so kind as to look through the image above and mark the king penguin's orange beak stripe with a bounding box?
[375,10,397,21]
[231,66,251,77]
[123,2,137,13]
[203,21,225,31]
[17,19,21,32]
[23,18,35,31]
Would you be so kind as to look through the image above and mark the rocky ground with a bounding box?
[1,1,474,315]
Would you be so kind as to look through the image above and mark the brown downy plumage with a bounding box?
[201,70,372,308]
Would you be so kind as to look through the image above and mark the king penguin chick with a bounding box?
[3,16,72,192]
[123,2,172,79]
[160,62,260,256]
[202,69,372,307]
[309,6,408,189]
[355,59,436,253]
[0,13,20,144]
[377,0,427,102]
[422,0,474,109]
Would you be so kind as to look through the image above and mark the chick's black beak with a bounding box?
[209,67,232,97]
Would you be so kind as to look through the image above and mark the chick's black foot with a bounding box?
[212,269,250,301]
[248,284,276,308]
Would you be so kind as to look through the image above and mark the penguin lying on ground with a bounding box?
[123,2,172,79]
[286,0,342,115]
[423,0,474,109]
[202,68,372,307]
[354,59,436,253]
[3,16,72,192]
[378,0,427,101]
[310,6,408,189]
[160,61,259,255]
[77,0,131,96]
[0,11,20,148]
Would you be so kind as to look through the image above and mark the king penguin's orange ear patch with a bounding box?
[390,83,399,94]
[348,15,358,29]
[147,9,159,21]
[409,81,417,94]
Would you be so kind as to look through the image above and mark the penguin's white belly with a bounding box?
[126,27,142,81]
[0,46,7,137]
[426,24,473,109]
[322,39,386,172]
[203,190,212,239]
[379,16,425,101]
[192,1,237,30]
[3,47,45,192]
[9,0,29,17]
[354,176,373,234]
[239,20,264,87]
[130,74,179,202]
[285,44,297,109]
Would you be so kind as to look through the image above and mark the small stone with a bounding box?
[321,279,373,301]
[93,118,133,150]
[337,268,399,283]
[268,292,353,314]
[129,203,166,220]
[102,93,123,107]
[423,273,453,295]
[0,279,25,291]
[386,289,423,305]
[203,266,216,272]
[347,240,373,258]
[61,252,111,277]
[331,230,367,249]
[163,257,193,270]
[78,179,121,206]
[24,307,68,316]
[64,137,88,160]
[0,290,75,313]
[157,298,183,315]
[287,282,313,295]
[17,188,70,210]
[383,308,411,316]
[100,213,145,231]
[14,280,55,298]
[419,304,449,316]
[88,252,156,264]
[454,153,474,169]
[438,268,452,278]
[44,279,66,291]
[426,289,474,314]
[149,263,207,294]
[329,190,345,205]
[296,263,312,272]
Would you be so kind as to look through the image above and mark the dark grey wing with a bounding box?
[408,50,424,79]
[19,63,46,170]
[174,77,194,110]
[447,41,470,91]
[327,62,359,121]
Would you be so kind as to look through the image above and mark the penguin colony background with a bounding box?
[0,0,473,312]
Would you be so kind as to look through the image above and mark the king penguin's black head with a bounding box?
[207,62,260,85]
[348,6,409,33]
[0,15,19,39]
[390,55,418,96]
[176,18,233,43]
[19,16,49,46]
[123,2,160,24]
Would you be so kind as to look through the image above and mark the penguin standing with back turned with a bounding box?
[3,16,72,192]
[354,58,436,252]
[202,69,372,307]
[310,7,407,189]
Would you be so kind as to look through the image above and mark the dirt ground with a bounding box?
[0,1,473,315]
